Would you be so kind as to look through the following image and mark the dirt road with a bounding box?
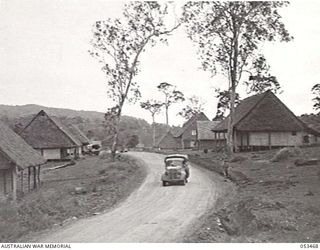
[38,152,219,243]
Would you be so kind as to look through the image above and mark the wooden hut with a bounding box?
[68,125,90,154]
[157,112,210,149]
[196,121,221,150]
[212,90,317,151]
[0,121,46,200]
[19,110,82,160]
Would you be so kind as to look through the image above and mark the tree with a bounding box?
[311,83,320,112]
[183,1,292,155]
[126,134,139,148]
[214,89,240,119]
[90,2,180,160]
[178,95,205,120]
[157,82,185,125]
[140,99,163,147]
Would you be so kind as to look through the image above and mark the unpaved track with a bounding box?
[38,152,218,243]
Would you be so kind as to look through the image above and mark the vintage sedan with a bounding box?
[161,154,190,186]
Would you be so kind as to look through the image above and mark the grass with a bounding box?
[182,146,320,243]
[0,154,146,242]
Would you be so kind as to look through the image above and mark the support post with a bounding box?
[3,171,7,194]
[20,170,24,194]
[12,166,17,201]
[37,166,41,187]
[33,166,37,190]
[268,132,272,150]
[28,167,31,192]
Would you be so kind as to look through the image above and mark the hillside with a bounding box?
[0,104,171,147]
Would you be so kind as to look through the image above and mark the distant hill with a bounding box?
[0,104,172,147]
[0,104,104,122]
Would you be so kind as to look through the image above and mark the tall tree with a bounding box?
[90,2,180,160]
[214,89,240,120]
[178,95,205,120]
[183,1,292,155]
[140,99,163,147]
[311,83,320,112]
[157,82,185,125]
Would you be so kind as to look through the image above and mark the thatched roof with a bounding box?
[20,110,81,149]
[197,121,220,140]
[299,114,320,136]
[213,90,306,132]
[68,125,90,145]
[175,112,209,137]
[0,121,46,170]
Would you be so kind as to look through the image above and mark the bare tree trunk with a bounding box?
[152,115,156,148]
[165,106,169,126]
[111,115,120,161]
[227,85,236,157]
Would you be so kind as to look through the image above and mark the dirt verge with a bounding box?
[183,147,320,242]
[0,154,147,242]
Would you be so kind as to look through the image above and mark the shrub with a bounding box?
[270,147,302,162]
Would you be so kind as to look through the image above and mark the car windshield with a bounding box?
[165,158,184,166]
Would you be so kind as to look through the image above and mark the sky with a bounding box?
[0,0,320,126]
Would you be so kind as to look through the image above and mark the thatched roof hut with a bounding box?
[212,90,315,151]
[0,121,46,200]
[19,110,81,149]
[213,90,306,132]
[19,110,82,160]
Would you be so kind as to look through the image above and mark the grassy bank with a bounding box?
[183,146,320,242]
[0,154,146,242]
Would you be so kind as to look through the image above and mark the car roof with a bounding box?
[165,154,188,160]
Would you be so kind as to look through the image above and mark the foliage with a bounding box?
[183,1,292,154]
[140,99,163,123]
[244,55,282,94]
[126,134,139,148]
[311,83,320,112]
[214,89,240,119]
[89,2,180,159]
[157,82,185,125]
[178,95,205,120]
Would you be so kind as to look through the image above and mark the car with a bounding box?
[161,154,190,186]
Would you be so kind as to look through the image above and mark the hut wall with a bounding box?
[198,140,217,150]
[43,149,61,160]
[270,132,303,146]
[158,134,180,149]
[246,131,304,147]
[248,132,269,146]
[0,169,12,200]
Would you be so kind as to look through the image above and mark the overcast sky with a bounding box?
[0,0,319,126]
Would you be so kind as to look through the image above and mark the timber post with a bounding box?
[28,167,31,192]
[37,166,41,187]
[33,166,37,190]
[12,166,17,201]
[20,170,24,194]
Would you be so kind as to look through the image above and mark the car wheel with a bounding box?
[162,181,167,186]
[181,180,186,186]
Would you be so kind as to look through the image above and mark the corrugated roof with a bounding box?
[0,121,46,170]
[213,91,305,132]
[197,121,220,140]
